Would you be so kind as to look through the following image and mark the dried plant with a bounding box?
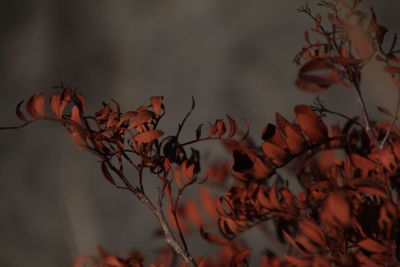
[3,0,400,266]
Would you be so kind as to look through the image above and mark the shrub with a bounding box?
[3,0,400,266]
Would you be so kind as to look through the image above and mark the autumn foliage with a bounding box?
[6,0,400,266]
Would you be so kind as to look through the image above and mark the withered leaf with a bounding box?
[377,106,393,117]
[344,24,375,58]
[15,100,27,121]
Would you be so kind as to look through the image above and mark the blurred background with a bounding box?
[0,0,399,266]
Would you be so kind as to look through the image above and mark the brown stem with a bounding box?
[82,116,197,266]
[108,164,197,267]
[353,83,377,146]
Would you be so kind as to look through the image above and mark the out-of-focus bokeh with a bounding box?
[0,0,399,266]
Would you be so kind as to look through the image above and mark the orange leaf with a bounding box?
[173,167,184,188]
[128,110,153,129]
[33,93,46,118]
[71,105,81,125]
[133,129,163,143]
[50,93,62,119]
[118,111,136,127]
[150,96,164,116]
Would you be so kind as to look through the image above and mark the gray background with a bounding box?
[1,0,399,266]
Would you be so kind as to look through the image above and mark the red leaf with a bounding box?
[34,93,46,117]
[60,88,72,118]
[230,249,251,265]
[181,160,195,181]
[283,255,312,267]
[76,93,86,112]
[295,105,328,143]
[282,230,306,253]
[26,95,37,118]
[351,153,376,177]
[71,105,81,125]
[285,126,307,154]
[183,200,203,227]
[357,186,388,199]
[226,115,237,138]
[133,129,163,143]
[385,66,400,74]
[199,226,228,245]
[298,220,327,248]
[173,167,184,188]
[199,187,219,221]
[50,93,62,120]
[296,74,336,93]
[357,238,387,253]
[262,142,288,166]
[320,191,351,227]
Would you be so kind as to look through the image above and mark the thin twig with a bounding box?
[0,121,33,130]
